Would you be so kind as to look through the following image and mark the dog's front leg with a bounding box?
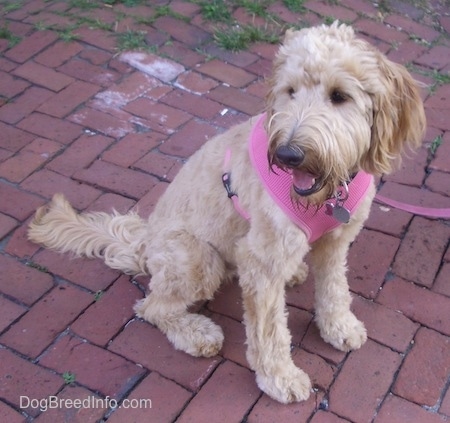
[310,234,367,352]
[237,235,312,403]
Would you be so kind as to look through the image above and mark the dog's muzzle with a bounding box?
[274,145,323,196]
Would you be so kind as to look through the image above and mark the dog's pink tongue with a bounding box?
[292,170,316,190]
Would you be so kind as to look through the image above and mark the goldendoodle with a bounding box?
[28,22,425,403]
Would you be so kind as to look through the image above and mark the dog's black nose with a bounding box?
[275,145,305,167]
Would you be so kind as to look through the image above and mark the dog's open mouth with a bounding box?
[291,169,323,196]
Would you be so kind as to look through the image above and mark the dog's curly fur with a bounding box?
[28,23,425,403]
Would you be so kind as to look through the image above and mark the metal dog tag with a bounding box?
[332,204,351,223]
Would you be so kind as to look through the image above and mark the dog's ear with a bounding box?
[363,56,426,175]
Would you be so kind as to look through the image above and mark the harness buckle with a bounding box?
[222,173,235,198]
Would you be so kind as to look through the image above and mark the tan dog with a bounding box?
[28,22,425,403]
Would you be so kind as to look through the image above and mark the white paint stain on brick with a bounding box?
[119,52,184,83]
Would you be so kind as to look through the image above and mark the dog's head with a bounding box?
[266,22,426,205]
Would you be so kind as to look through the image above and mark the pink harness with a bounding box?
[223,114,374,242]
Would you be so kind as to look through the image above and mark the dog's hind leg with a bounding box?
[134,230,226,358]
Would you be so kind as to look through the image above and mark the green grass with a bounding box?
[62,371,76,385]
[283,0,306,13]
[116,29,148,51]
[0,23,20,46]
[198,0,233,22]
[428,134,442,158]
[214,24,278,51]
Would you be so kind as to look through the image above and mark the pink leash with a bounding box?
[374,194,450,219]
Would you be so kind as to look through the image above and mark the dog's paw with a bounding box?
[256,366,312,404]
[286,263,309,287]
[168,314,224,358]
[317,312,367,352]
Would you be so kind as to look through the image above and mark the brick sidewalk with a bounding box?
[0,1,449,422]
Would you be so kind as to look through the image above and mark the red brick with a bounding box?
[33,385,107,423]
[13,61,74,92]
[4,30,59,63]
[39,333,145,399]
[392,217,450,287]
[119,51,185,83]
[292,349,335,391]
[0,183,44,221]
[329,340,402,422]
[0,121,35,153]
[427,108,450,131]
[4,220,41,258]
[377,277,450,336]
[0,295,26,332]
[32,249,120,292]
[249,390,320,423]
[101,133,162,167]
[21,169,101,209]
[37,80,101,118]
[375,394,447,423]
[132,181,169,217]
[133,150,183,182]
[161,89,223,120]
[210,313,247,367]
[69,106,135,139]
[0,213,18,239]
[379,181,450,215]
[434,261,450,297]
[17,112,82,144]
[153,15,210,47]
[301,324,347,365]
[107,372,192,423]
[0,138,62,183]
[355,19,409,44]
[0,70,30,98]
[0,283,93,357]
[6,0,55,20]
[383,147,428,187]
[0,401,25,423]
[305,0,358,22]
[351,296,419,352]
[85,193,135,214]
[426,170,450,197]
[310,410,351,423]
[96,72,163,105]
[387,39,428,65]
[429,131,450,172]
[175,71,219,94]
[46,133,113,177]
[35,40,84,68]
[285,273,315,312]
[416,45,450,70]
[0,86,54,124]
[123,98,192,132]
[71,275,142,346]
[385,15,441,42]
[0,349,62,417]
[393,327,450,407]
[207,280,244,321]
[74,160,158,200]
[159,40,204,68]
[58,58,120,87]
[73,27,117,52]
[159,119,217,158]
[207,84,264,115]
[79,46,111,66]
[339,0,379,15]
[197,59,256,88]
[348,229,400,298]
[0,254,53,305]
[365,201,412,237]
[108,319,221,391]
[177,361,260,423]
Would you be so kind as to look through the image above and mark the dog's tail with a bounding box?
[28,193,149,275]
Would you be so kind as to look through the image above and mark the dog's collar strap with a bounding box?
[249,113,374,242]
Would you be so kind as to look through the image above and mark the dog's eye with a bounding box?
[330,90,347,104]
[287,87,295,98]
